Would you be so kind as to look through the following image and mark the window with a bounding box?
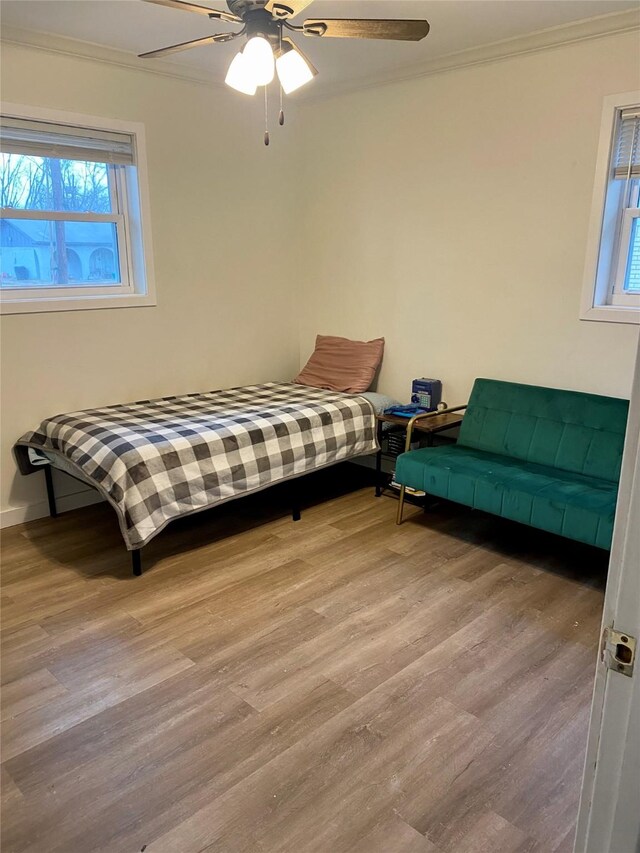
[581,91,640,324]
[0,105,155,313]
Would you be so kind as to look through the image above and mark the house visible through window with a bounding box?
[581,92,640,324]
[0,107,155,313]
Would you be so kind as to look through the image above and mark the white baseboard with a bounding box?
[0,488,104,530]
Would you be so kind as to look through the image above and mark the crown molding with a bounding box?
[304,8,640,102]
[0,25,223,89]
[1,8,638,101]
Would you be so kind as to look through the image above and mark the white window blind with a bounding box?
[0,116,135,165]
[613,109,640,180]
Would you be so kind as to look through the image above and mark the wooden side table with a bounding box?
[375,410,465,497]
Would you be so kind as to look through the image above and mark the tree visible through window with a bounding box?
[0,108,155,313]
[0,155,111,211]
[1,154,119,286]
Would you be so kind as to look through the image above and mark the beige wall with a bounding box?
[0,43,300,515]
[295,31,640,406]
[2,30,640,520]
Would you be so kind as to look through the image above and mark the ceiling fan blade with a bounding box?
[302,18,430,41]
[138,32,236,58]
[142,0,242,24]
[264,0,314,20]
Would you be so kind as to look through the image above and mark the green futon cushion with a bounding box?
[395,444,617,549]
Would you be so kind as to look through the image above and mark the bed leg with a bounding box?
[291,479,301,522]
[132,550,142,577]
[44,465,58,518]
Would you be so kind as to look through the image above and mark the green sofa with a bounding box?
[394,379,629,550]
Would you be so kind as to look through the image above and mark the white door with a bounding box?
[574,338,640,853]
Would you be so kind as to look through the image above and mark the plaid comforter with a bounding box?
[15,382,378,549]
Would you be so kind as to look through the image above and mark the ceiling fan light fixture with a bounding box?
[138,0,431,141]
[276,41,317,94]
[242,36,275,86]
[225,51,258,95]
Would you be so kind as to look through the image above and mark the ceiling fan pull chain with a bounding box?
[264,85,270,146]
[278,25,285,126]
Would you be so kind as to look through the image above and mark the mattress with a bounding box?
[15,382,378,549]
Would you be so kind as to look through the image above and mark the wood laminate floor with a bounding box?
[1,468,607,853]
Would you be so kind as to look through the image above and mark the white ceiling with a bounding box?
[1,0,638,96]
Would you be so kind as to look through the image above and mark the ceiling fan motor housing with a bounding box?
[225,0,267,18]
[225,1,282,46]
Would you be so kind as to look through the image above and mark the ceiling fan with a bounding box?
[138,0,430,143]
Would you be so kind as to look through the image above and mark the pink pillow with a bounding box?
[295,335,385,394]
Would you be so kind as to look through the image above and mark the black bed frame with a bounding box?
[42,464,302,577]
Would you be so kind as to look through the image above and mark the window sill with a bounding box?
[0,291,157,315]
[580,304,640,325]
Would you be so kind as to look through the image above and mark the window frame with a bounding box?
[580,90,640,325]
[0,103,156,314]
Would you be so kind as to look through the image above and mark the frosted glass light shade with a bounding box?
[243,36,275,86]
[276,45,316,94]
[225,52,258,95]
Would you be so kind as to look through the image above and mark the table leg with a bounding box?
[396,484,407,524]
[375,419,383,497]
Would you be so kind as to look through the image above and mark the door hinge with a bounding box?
[601,626,636,677]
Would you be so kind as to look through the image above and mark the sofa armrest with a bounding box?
[404,405,468,451]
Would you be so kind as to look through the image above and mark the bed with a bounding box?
[14,382,379,575]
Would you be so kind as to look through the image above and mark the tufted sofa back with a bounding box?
[458,379,629,483]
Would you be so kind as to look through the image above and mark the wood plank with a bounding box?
[349,815,440,853]
[1,669,68,721]
[0,480,604,853]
